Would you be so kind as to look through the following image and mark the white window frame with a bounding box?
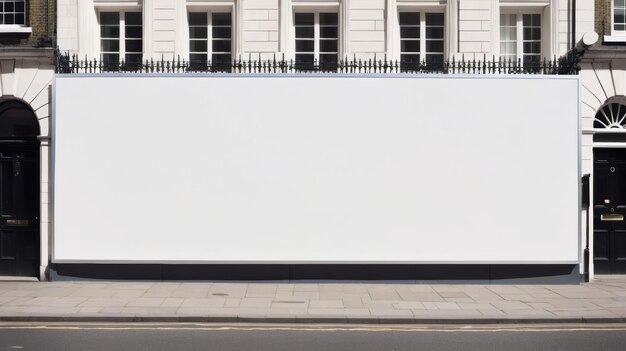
[392,3,446,62]
[397,10,445,63]
[0,0,31,35]
[183,1,238,61]
[604,0,626,42]
[293,10,339,64]
[96,6,143,64]
[497,8,544,63]
[287,1,343,61]
[187,10,234,63]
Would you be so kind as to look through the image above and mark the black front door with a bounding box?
[0,144,39,276]
[594,148,626,274]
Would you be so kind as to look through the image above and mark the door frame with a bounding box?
[592,141,626,276]
[0,98,42,278]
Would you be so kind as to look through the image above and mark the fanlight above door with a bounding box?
[595,102,626,129]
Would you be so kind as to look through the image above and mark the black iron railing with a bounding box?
[55,51,580,75]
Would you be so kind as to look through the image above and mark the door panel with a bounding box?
[0,144,39,276]
[615,230,626,262]
[594,229,610,261]
[594,148,626,274]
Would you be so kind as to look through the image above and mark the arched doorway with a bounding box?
[593,97,626,274]
[0,99,40,277]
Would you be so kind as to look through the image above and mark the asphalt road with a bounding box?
[1,323,626,351]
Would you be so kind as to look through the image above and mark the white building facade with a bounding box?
[56,0,593,64]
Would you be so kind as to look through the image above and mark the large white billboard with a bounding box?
[53,75,579,263]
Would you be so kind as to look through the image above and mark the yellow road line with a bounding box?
[0,324,625,333]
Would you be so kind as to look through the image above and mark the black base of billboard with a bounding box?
[49,263,580,284]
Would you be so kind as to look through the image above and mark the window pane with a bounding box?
[294,13,314,25]
[426,40,443,53]
[320,54,338,70]
[523,41,541,54]
[320,39,338,53]
[125,12,142,25]
[320,54,337,64]
[319,13,338,25]
[190,53,208,63]
[295,26,314,38]
[102,53,119,66]
[400,54,420,72]
[101,39,119,52]
[212,53,232,63]
[125,40,142,53]
[399,12,419,25]
[190,40,208,53]
[125,26,142,39]
[426,27,444,39]
[426,13,444,26]
[500,14,518,60]
[213,26,231,39]
[401,40,419,52]
[295,54,314,63]
[426,53,444,64]
[212,40,231,53]
[401,54,420,63]
[189,12,207,26]
[502,42,516,56]
[100,12,119,25]
[213,12,232,26]
[101,26,119,38]
[523,55,540,65]
[400,26,420,39]
[295,39,314,53]
[523,14,540,27]
[295,54,315,70]
[500,14,515,26]
[320,26,338,39]
[189,27,208,39]
[125,54,142,65]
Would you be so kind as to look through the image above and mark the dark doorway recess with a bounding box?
[0,100,40,277]
[594,148,626,274]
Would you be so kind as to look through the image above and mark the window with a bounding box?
[0,0,25,25]
[294,12,338,70]
[399,12,444,71]
[615,0,626,33]
[188,12,232,71]
[100,12,143,70]
[499,13,541,65]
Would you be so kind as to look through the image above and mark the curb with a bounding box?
[0,315,624,324]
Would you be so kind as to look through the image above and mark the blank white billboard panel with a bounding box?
[53,75,579,263]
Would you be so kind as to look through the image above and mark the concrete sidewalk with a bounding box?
[1,276,626,324]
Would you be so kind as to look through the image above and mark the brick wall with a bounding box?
[29,0,56,46]
[595,0,610,36]
[0,0,56,47]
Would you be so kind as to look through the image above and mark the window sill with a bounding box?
[604,35,626,43]
[0,26,31,33]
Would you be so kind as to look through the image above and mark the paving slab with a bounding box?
[0,276,626,324]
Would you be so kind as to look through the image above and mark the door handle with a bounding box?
[5,219,29,226]
[601,214,624,221]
